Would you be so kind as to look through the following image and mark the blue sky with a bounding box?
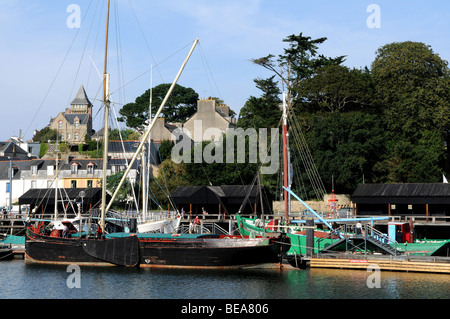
[1,0,449,141]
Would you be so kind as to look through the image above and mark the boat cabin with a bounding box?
[388,222,414,243]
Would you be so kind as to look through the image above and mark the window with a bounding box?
[31,181,37,189]
[75,132,79,141]
[75,120,79,129]
[87,164,94,175]
[112,165,126,174]
[71,164,78,175]
[47,165,54,176]
[71,180,77,188]
[31,165,38,175]
[58,121,63,129]
[67,133,71,140]
[87,180,93,188]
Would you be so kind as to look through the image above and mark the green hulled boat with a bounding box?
[236,215,450,257]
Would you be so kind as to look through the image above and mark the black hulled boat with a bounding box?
[24,1,291,269]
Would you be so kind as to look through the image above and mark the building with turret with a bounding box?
[49,85,94,145]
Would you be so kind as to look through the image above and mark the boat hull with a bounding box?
[138,236,282,269]
[0,247,14,261]
[25,229,139,267]
[25,228,287,268]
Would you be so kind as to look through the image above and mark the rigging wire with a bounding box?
[197,41,222,99]
[113,0,126,105]
[66,0,100,108]
[23,0,95,139]
[109,40,195,97]
[287,109,326,200]
[126,0,165,83]
[110,101,140,211]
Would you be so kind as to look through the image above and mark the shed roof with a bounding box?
[19,187,107,207]
[170,185,272,214]
[352,183,450,204]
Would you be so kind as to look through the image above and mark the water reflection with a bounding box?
[0,261,448,299]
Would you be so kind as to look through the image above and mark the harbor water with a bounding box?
[0,260,449,300]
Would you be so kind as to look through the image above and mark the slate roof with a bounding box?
[70,85,92,106]
[19,187,105,206]
[0,141,30,159]
[108,141,140,154]
[352,183,450,204]
[64,113,90,125]
[170,185,272,209]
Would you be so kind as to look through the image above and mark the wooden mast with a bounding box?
[104,39,199,215]
[100,0,111,232]
[282,91,289,223]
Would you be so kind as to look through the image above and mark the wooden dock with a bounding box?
[308,253,450,274]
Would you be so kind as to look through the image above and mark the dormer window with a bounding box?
[71,163,78,175]
[87,163,95,175]
[31,165,38,176]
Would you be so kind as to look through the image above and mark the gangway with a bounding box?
[320,224,400,255]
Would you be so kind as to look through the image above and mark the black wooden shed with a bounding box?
[19,188,108,216]
[352,183,450,217]
[170,185,273,216]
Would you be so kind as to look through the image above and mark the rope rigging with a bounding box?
[287,108,326,201]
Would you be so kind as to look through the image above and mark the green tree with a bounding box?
[118,84,199,129]
[32,127,59,143]
[106,171,138,209]
[109,128,138,140]
[372,41,450,181]
[238,76,282,130]
[307,112,386,193]
[183,135,259,187]
[372,41,450,137]
[384,130,445,183]
[148,159,190,209]
[296,65,375,114]
[252,33,345,110]
[158,140,174,163]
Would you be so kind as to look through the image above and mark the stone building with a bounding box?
[183,99,236,142]
[49,85,94,145]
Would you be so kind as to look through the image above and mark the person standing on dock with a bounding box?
[62,224,69,238]
[356,222,362,236]
[97,223,103,239]
[194,216,200,233]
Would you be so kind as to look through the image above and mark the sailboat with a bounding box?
[25,1,288,268]
[25,1,140,266]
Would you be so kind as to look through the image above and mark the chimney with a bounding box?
[66,155,74,164]
[216,104,230,117]
[197,98,216,114]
